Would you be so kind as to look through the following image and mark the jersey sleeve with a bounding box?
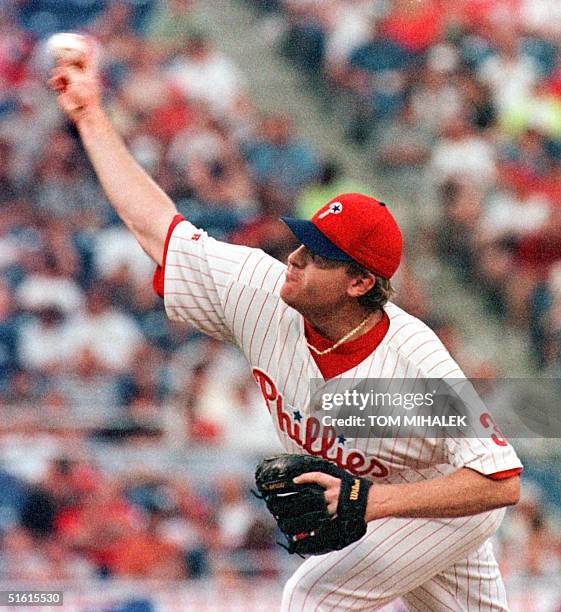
[153,214,184,298]
[440,379,524,478]
[156,216,286,345]
[444,436,523,478]
[411,348,524,480]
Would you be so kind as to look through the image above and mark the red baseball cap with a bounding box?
[282,193,402,278]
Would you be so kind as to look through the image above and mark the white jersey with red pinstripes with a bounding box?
[162,218,522,484]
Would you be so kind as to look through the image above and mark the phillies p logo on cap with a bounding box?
[318,202,343,219]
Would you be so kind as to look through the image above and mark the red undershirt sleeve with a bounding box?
[486,467,523,480]
[152,214,185,298]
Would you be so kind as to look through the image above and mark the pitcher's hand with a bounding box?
[48,39,102,123]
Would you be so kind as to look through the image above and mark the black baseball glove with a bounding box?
[254,454,372,556]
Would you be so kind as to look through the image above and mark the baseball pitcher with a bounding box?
[50,48,522,611]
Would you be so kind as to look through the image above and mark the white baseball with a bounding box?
[46,32,89,63]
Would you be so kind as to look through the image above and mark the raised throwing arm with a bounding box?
[49,51,177,265]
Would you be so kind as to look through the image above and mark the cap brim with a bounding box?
[281,217,352,261]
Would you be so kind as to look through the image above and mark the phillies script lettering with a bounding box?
[253,368,389,478]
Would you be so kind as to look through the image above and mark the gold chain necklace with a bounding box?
[306,313,372,356]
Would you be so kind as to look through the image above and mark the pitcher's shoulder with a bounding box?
[383,303,463,377]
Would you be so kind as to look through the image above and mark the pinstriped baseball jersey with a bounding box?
[161,218,522,484]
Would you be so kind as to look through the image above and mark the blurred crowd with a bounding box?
[256,0,561,372]
[0,452,282,582]
[0,0,560,602]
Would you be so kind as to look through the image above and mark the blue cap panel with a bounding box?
[281,217,353,261]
